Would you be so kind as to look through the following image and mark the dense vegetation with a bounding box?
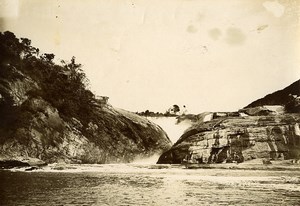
[0,31,98,134]
[0,31,171,163]
[245,79,300,112]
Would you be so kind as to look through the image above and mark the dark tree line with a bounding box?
[0,31,96,127]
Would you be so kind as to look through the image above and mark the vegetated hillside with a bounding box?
[245,79,300,111]
[0,31,171,165]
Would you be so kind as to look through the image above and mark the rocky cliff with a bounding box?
[0,31,171,166]
[157,113,300,164]
[158,79,300,165]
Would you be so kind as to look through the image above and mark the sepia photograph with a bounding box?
[0,0,300,205]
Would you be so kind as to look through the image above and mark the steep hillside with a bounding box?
[0,31,171,166]
[245,79,300,112]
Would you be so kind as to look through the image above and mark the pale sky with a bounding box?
[1,0,300,114]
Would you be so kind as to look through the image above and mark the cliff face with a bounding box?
[157,114,300,164]
[0,31,171,165]
[0,67,171,164]
[158,79,300,164]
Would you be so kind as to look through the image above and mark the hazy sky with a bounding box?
[1,0,299,113]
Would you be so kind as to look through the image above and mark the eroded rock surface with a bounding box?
[0,80,171,164]
[157,114,300,164]
[0,32,171,166]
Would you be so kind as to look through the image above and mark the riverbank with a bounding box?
[1,158,300,173]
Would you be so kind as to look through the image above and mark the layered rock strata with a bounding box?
[157,114,300,164]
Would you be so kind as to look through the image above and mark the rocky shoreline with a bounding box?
[0,157,47,170]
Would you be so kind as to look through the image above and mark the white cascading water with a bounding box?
[147,117,192,143]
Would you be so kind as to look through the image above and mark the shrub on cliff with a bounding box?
[245,79,300,112]
[0,31,96,129]
[0,31,172,164]
[285,94,300,113]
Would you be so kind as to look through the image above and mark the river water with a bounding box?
[1,164,300,206]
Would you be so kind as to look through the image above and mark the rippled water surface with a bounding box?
[1,164,300,205]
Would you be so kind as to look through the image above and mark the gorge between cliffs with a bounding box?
[1,31,300,169]
[0,30,300,206]
[1,0,300,204]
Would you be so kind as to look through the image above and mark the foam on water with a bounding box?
[147,117,192,143]
[1,164,300,205]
